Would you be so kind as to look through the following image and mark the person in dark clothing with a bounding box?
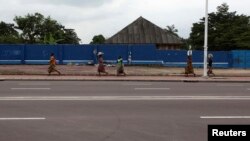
[207,53,215,76]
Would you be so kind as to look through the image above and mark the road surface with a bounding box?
[0,81,250,141]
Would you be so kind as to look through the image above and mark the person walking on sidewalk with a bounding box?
[97,52,108,76]
[207,53,215,76]
[48,53,61,75]
[185,46,196,77]
[116,56,126,76]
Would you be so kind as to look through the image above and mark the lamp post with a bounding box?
[203,0,208,77]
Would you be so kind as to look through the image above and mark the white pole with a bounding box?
[203,0,208,77]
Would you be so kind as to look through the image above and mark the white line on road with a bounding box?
[217,84,244,87]
[134,88,170,90]
[201,116,250,119]
[11,88,51,90]
[123,83,152,86]
[0,117,46,120]
[1,96,250,101]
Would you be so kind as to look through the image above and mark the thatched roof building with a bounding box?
[105,17,183,50]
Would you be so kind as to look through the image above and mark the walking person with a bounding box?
[97,52,108,76]
[207,53,215,76]
[48,53,61,75]
[116,56,126,76]
[185,46,196,77]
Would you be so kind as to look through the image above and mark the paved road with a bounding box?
[0,81,250,141]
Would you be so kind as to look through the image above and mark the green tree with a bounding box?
[14,13,44,44]
[0,21,21,43]
[189,3,250,51]
[165,25,187,49]
[14,13,81,44]
[165,25,179,37]
[60,29,81,44]
[90,34,105,44]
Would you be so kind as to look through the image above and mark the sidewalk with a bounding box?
[1,65,250,76]
[1,65,250,82]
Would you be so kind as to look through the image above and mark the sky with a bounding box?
[0,0,249,44]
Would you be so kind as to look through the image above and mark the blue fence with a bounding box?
[0,45,24,64]
[0,44,249,68]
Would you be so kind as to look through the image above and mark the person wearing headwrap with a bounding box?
[185,46,196,77]
[97,52,108,76]
[116,56,126,76]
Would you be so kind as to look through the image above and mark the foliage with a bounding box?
[165,25,187,49]
[14,13,44,44]
[180,38,189,50]
[90,34,105,44]
[189,3,250,51]
[10,12,81,44]
[0,13,81,44]
[165,25,179,37]
[0,21,21,44]
[60,29,81,44]
[43,33,64,45]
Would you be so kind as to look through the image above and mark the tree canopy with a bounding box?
[189,3,250,51]
[90,34,105,44]
[0,12,81,44]
[0,21,21,43]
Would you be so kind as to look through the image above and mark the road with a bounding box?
[0,81,250,141]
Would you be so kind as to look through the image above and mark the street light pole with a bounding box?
[203,0,208,77]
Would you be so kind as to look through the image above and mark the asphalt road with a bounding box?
[0,81,250,141]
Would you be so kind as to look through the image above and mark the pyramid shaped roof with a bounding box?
[105,17,182,44]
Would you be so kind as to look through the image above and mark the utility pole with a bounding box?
[203,0,208,77]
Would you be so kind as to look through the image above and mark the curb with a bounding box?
[1,77,250,83]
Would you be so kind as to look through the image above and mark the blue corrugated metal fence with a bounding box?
[0,44,249,68]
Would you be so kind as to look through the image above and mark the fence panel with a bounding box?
[231,51,246,68]
[25,45,59,65]
[0,45,24,64]
[131,44,163,65]
[98,44,128,64]
[245,52,250,68]
[208,51,229,68]
[62,45,93,65]
[158,50,186,67]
